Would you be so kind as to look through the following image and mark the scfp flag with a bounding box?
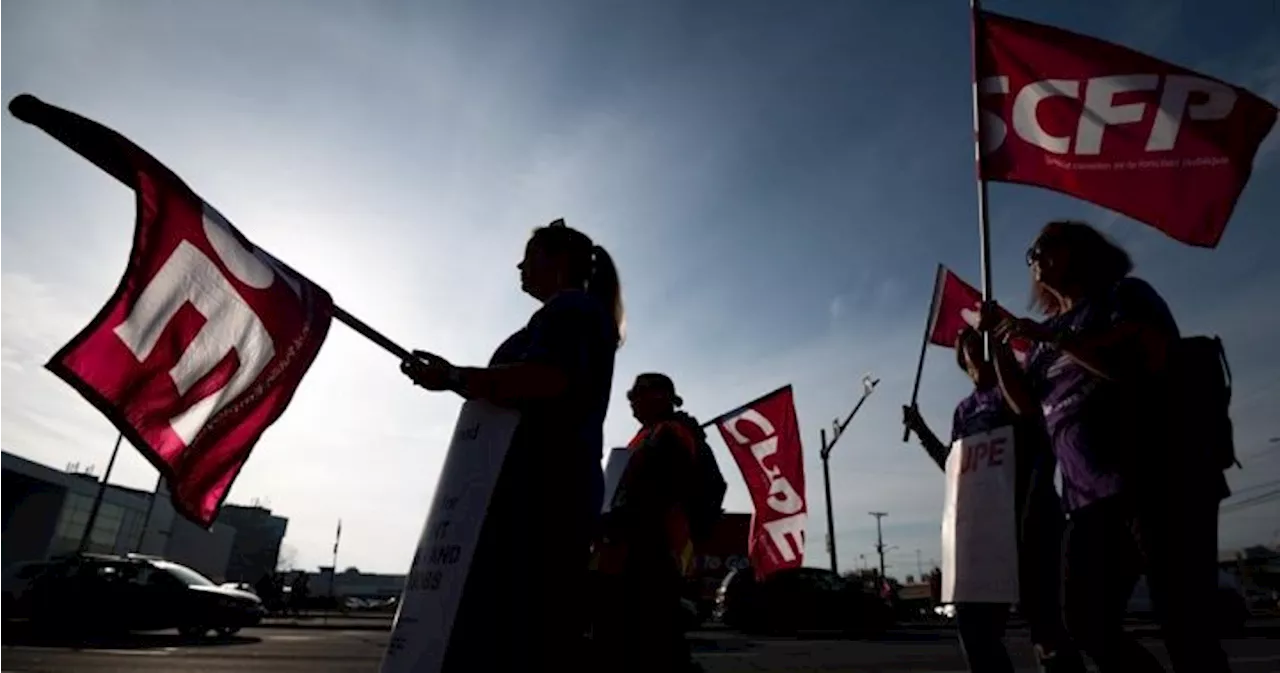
[975,10,1278,247]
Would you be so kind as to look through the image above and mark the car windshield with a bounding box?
[153,561,215,587]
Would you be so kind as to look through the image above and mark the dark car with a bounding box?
[714,566,892,636]
[16,553,264,637]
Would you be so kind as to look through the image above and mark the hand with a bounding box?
[400,350,456,391]
[902,404,928,435]
[977,300,1004,333]
[993,317,1055,344]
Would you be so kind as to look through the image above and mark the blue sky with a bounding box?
[3,0,1278,576]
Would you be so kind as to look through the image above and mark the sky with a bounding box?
[3,0,1278,577]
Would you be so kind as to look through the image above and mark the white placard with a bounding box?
[940,425,1020,604]
[600,447,630,513]
[379,400,520,673]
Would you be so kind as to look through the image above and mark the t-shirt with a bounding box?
[487,288,618,515]
[948,385,1054,517]
[1026,277,1178,511]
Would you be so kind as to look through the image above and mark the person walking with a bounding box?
[984,219,1229,673]
[401,218,624,671]
[904,326,1083,673]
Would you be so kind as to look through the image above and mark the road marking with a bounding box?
[2,646,176,656]
[262,634,319,641]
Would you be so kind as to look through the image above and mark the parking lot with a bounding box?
[4,621,1280,673]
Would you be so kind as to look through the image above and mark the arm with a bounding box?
[453,362,568,407]
[455,298,604,409]
[991,338,1037,417]
[917,422,949,471]
[903,405,949,470]
[1056,322,1170,382]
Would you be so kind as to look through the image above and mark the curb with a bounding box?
[258,619,393,631]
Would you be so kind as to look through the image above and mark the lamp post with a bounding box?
[820,375,880,574]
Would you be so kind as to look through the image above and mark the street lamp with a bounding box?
[820,374,880,574]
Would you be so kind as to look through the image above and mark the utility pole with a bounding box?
[916,549,924,580]
[820,375,879,574]
[870,511,888,580]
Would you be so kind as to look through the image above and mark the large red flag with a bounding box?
[9,95,333,526]
[975,10,1278,247]
[713,386,806,580]
[928,266,1030,362]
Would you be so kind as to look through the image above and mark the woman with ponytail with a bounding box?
[401,218,623,670]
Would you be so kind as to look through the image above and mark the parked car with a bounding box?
[14,553,264,637]
[715,567,892,636]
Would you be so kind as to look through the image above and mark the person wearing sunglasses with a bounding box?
[593,373,705,673]
[982,220,1228,673]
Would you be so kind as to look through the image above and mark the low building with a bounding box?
[2,451,286,583]
[312,567,406,599]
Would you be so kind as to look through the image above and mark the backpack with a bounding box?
[1168,335,1238,474]
[676,414,728,544]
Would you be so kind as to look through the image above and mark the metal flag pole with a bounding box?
[326,518,342,625]
[77,433,123,554]
[136,472,164,552]
[969,0,995,358]
[820,375,880,574]
[903,265,946,441]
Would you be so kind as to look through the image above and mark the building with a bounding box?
[218,504,289,583]
[2,451,286,583]
[311,567,406,599]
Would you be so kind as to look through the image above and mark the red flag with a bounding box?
[713,386,806,580]
[928,266,1030,362]
[975,10,1278,248]
[9,95,333,527]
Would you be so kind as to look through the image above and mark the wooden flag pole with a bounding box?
[332,306,412,361]
[903,265,945,441]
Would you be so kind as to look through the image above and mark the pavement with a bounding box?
[3,621,1278,672]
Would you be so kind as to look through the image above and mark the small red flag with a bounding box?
[975,10,1278,248]
[928,266,1030,363]
[713,386,806,580]
[9,95,333,527]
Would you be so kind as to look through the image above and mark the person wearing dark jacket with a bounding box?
[593,373,702,673]
[904,327,1083,673]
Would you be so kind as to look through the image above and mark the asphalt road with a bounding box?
[4,623,1279,672]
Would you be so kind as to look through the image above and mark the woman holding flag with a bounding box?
[401,219,624,670]
[983,220,1229,673]
[904,326,1082,673]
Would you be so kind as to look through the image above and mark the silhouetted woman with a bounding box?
[904,327,1082,673]
[984,220,1227,673]
[401,219,623,670]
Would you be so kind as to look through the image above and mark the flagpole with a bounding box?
[77,433,123,553]
[903,265,945,441]
[328,518,342,620]
[135,472,163,553]
[969,0,995,357]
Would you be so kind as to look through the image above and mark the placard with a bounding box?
[940,425,1019,604]
[379,400,520,673]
